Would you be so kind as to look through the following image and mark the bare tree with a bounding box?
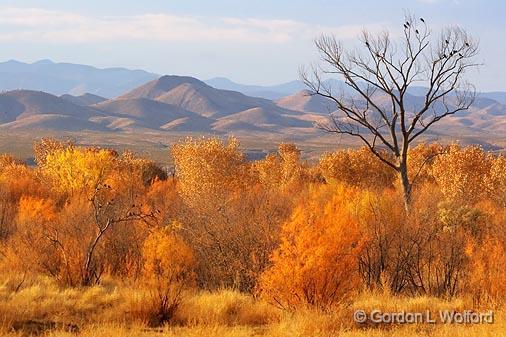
[301,15,479,210]
[69,180,157,286]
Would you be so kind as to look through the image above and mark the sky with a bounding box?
[0,0,504,91]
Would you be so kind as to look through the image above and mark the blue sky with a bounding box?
[0,0,504,90]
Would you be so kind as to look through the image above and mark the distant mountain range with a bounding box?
[0,59,504,138]
[0,59,505,103]
[0,59,157,98]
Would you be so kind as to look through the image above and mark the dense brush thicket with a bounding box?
[0,138,505,321]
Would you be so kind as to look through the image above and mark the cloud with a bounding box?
[0,7,386,44]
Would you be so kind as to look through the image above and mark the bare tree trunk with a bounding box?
[398,159,411,213]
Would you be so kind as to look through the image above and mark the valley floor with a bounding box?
[1,129,504,167]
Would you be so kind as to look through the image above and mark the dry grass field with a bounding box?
[0,276,504,337]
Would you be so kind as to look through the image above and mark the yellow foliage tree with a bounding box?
[318,147,396,190]
[407,143,445,188]
[253,143,313,193]
[485,155,506,206]
[172,137,249,212]
[432,145,493,204]
[42,147,117,193]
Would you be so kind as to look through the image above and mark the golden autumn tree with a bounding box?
[485,155,506,207]
[406,143,445,188]
[41,146,118,194]
[253,143,313,193]
[258,184,365,309]
[432,145,493,204]
[171,137,295,291]
[318,147,396,190]
[172,137,249,212]
[171,137,254,289]
[33,137,74,166]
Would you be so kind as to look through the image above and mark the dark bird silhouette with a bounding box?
[459,53,463,57]
[420,17,425,23]
[406,21,411,26]
[365,41,370,47]
[403,24,408,29]
[445,39,449,44]
[415,29,419,34]
[443,54,447,58]
[465,42,470,47]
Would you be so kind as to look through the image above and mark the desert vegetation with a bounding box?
[0,136,504,336]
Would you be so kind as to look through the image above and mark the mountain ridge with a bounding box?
[0,74,504,138]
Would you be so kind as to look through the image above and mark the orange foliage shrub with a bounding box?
[141,226,195,325]
[5,196,62,279]
[4,142,164,286]
[0,159,45,239]
[258,184,365,309]
[465,202,506,304]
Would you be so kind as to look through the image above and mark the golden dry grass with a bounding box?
[0,276,504,337]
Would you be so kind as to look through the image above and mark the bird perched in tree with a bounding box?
[445,39,449,44]
[415,29,419,34]
[406,21,410,26]
[443,54,447,58]
[465,42,470,47]
[420,17,425,23]
[403,23,408,29]
[365,41,370,47]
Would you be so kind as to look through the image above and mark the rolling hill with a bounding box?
[93,98,213,131]
[0,77,318,134]
[0,75,504,139]
[275,90,335,114]
[0,90,105,123]
[61,93,107,106]
[120,75,298,119]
